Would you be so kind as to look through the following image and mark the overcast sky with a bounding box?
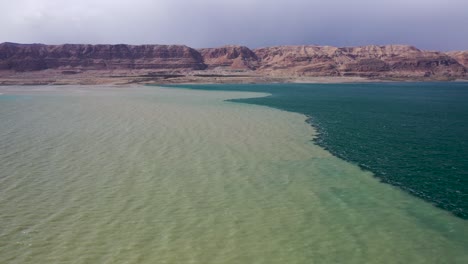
[1,0,467,51]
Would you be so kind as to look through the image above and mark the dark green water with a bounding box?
[165,83,468,219]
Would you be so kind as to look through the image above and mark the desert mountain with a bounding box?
[447,51,468,68]
[0,43,206,71]
[254,45,466,78]
[198,45,259,70]
[0,42,467,81]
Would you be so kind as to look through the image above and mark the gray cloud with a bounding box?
[0,0,467,51]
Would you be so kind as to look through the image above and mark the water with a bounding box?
[0,85,467,263]
[168,83,468,219]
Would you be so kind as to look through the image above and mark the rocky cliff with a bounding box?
[0,42,207,71]
[447,51,468,68]
[0,42,467,80]
[198,45,259,70]
[254,45,466,78]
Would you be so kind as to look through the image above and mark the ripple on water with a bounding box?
[0,86,467,264]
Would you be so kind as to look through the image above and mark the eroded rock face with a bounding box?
[0,42,466,80]
[254,46,340,76]
[254,45,466,78]
[198,45,259,70]
[447,51,468,68]
[0,43,207,71]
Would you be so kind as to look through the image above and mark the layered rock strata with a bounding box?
[1,42,467,80]
[198,45,259,70]
[254,45,466,78]
[447,51,468,68]
[0,43,207,71]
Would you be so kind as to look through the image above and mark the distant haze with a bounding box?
[1,0,467,51]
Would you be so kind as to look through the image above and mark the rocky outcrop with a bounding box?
[198,45,259,70]
[254,46,340,76]
[0,42,466,80]
[254,45,466,78]
[0,42,207,71]
[447,51,468,68]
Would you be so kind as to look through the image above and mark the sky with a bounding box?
[1,0,467,51]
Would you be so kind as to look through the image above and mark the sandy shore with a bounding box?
[3,69,464,86]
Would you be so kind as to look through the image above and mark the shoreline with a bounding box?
[1,70,467,86]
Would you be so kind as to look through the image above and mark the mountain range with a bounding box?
[0,42,467,84]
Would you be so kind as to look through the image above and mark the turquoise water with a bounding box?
[167,83,468,219]
[0,85,467,263]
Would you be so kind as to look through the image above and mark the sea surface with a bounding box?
[0,85,467,263]
[169,82,468,219]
